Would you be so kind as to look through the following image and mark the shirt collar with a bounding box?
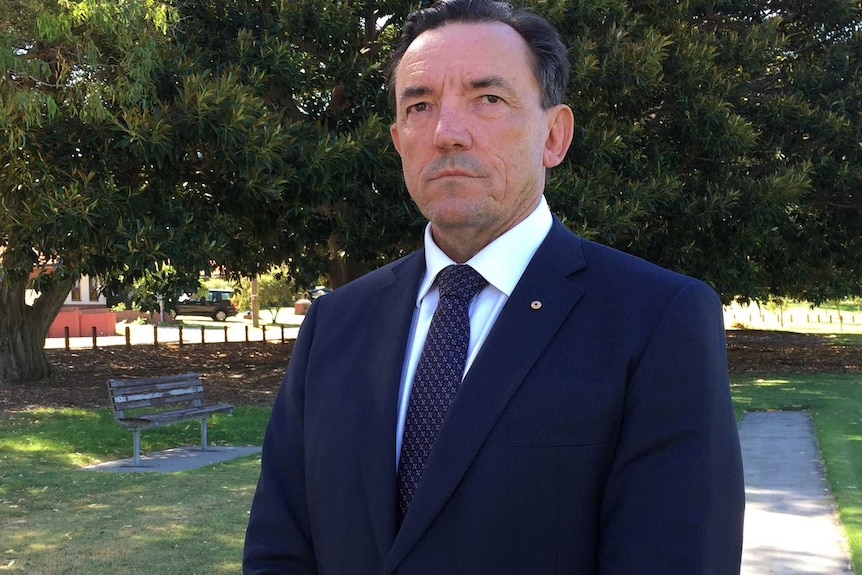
[417,195,553,306]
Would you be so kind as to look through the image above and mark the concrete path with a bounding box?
[740,411,854,574]
[80,445,261,472]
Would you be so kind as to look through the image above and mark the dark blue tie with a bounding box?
[397,264,488,523]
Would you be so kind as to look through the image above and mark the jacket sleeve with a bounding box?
[243,302,320,575]
[598,281,745,574]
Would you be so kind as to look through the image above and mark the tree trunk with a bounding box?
[327,233,370,288]
[0,275,74,384]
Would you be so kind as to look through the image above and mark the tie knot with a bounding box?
[436,265,487,300]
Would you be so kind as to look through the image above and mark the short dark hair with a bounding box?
[387,0,570,110]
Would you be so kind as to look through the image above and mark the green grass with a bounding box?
[733,373,862,572]
[4,372,862,573]
[0,407,270,574]
[829,333,862,347]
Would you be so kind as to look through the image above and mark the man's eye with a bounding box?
[484,95,501,104]
[408,102,428,113]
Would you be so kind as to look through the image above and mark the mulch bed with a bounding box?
[725,330,862,374]
[0,342,293,411]
[1,330,861,412]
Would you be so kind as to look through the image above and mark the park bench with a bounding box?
[107,372,234,466]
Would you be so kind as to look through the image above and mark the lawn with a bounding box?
[3,371,862,573]
[0,407,269,574]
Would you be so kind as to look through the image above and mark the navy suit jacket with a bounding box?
[244,220,745,574]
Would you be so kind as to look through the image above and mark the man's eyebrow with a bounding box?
[470,76,510,91]
[399,85,432,102]
[399,76,511,101]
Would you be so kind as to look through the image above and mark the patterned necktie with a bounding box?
[397,264,488,523]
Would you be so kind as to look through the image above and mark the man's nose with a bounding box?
[433,105,472,150]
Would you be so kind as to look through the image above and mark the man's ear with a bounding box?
[543,104,574,168]
[390,122,402,156]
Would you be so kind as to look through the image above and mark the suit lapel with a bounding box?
[385,221,588,572]
[356,251,426,563]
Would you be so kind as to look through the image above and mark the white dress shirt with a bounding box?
[395,196,553,465]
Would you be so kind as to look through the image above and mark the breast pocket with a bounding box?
[506,416,620,447]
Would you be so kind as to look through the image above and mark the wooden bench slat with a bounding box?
[110,384,204,397]
[108,373,201,388]
[118,403,234,424]
[110,379,204,390]
[114,388,204,401]
[113,390,205,409]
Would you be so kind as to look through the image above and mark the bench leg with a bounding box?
[200,418,208,450]
[133,430,142,466]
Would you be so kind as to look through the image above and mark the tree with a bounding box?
[0,0,319,382]
[235,267,299,324]
[172,0,858,305]
[3,0,861,384]
[0,0,419,384]
[154,0,420,289]
[542,0,862,304]
[0,0,206,383]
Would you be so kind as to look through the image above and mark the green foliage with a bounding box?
[543,0,862,304]
[124,264,201,313]
[2,0,862,382]
[235,267,299,323]
[151,0,419,288]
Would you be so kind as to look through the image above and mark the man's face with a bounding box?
[390,22,572,260]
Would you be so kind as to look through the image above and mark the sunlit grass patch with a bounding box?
[0,407,268,574]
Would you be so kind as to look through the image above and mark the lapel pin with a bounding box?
[530,300,542,310]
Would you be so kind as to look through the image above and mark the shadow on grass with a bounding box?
[0,407,269,468]
[2,456,261,574]
[1,406,268,573]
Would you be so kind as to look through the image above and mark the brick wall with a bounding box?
[47,307,117,338]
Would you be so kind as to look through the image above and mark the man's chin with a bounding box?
[425,204,489,228]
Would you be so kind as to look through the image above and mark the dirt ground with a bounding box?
[1,330,861,412]
[0,342,294,411]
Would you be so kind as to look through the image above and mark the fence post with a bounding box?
[223,325,228,343]
[245,325,250,342]
[153,325,159,348]
[179,325,184,346]
[262,325,267,343]
[64,326,70,351]
[281,325,285,344]
[201,326,206,346]
[91,326,98,349]
[125,326,131,349]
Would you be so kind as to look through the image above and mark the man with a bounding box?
[244,0,745,573]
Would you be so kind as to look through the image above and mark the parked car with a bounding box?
[169,288,238,321]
